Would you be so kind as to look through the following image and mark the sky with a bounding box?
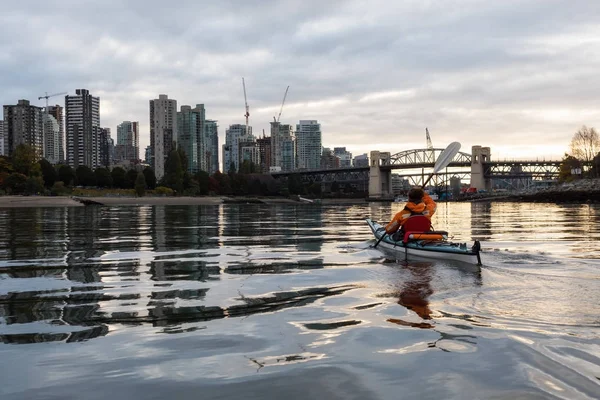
[2,0,600,163]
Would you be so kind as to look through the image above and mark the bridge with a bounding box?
[271,145,562,198]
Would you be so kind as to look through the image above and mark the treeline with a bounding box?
[0,145,363,198]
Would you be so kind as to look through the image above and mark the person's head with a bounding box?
[408,187,424,203]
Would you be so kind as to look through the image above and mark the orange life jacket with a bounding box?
[384,193,437,234]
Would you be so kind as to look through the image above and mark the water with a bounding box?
[0,202,599,399]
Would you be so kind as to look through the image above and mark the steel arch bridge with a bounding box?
[270,148,562,190]
[384,148,472,168]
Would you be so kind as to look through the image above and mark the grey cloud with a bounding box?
[2,0,600,160]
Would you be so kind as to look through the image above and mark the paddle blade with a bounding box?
[433,142,461,173]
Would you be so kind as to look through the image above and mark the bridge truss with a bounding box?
[270,149,563,191]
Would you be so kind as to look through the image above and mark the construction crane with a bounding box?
[425,127,433,150]
[38,91,67,109]
[242,77,250,135]
[276,86,290,122]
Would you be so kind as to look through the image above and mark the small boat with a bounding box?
[366,219,482,265]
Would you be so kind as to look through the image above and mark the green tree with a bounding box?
[163,149,183,194]
[135,172,146,197]
[558,154,582,182]
[12,144,39,176]
[178,146,189,174]
[195,171,210,195]
[58,165,75,186]
[212,171,231,194]
[76,166,96,187]
[126,169,138,189]
[25,176,45,194]
[95,167,113,188]
[0,156,14,188]
[111,167,127,189]
[3,173,28,194]
[143,167,156,189]
[39,159,57,188]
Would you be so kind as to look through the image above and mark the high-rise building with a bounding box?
[0,121,5,156]
[46,105,64,163]
[204,120,219,174]
[177,104,205,174]
[334,147,352,167]
[257,133,271,173]
[144,146,152,165]
[98,128,111,168]
[222,124,252,172]
[353,153,369,167]
[150,94,177,180]
[65,89,100,169]
[43,113,61,164]
[270,122,295,171]
[281,135,296,172]
[320,148,339,169]
[296,120,321,170]
[3,100,44,157]
[115,121,139,164]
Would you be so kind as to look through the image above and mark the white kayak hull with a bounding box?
[366,219,482,265]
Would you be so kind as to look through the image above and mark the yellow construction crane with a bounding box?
[38,91,67,109]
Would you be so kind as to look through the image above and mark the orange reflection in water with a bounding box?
[387,262,435,329]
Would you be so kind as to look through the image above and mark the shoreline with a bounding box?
[1,179,599,208]
[0,195,369,208]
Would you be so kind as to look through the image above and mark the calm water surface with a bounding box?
[0,202,599,399]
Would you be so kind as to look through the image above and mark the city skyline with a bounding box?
[2,2,600,161]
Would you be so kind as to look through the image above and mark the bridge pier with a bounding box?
[471,145,492,191]
[369,151,392,198]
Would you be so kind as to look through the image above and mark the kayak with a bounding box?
[366,219,482,265]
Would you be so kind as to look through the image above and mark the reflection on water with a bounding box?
[0,203,599,399]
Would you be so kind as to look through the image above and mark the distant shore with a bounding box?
[0,195,368,208]
[2,179,599,208]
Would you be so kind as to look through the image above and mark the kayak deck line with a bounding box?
[366,219,482,265]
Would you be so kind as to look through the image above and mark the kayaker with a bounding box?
[384,187,437,238]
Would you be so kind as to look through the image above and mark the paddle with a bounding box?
[372,141,461,249]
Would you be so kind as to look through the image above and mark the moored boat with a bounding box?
[366,219,482,265]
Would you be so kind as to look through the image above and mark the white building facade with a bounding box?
[222,124,252,172]
[295,120,321,170]
[43,113,61,164]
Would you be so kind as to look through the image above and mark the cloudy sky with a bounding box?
[2,0,600,163]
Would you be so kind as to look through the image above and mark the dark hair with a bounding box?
[408,187,424,202]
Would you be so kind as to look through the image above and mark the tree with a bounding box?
[195,171,210,195]
[95,167,113,188]
[3,173,28,194]
[58,165,75,186]
[0,156,14,188]
[558,154,582,182]
[39,159,57,188]
[163,149,183,193]
[143,167,156,189]
[178,146,189,174]
[111,167,127,189]
[12,144,39,176]
[76,166,96,187]
[135,172,146,197]
[126,169,138,189]
[570,126,600,169]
